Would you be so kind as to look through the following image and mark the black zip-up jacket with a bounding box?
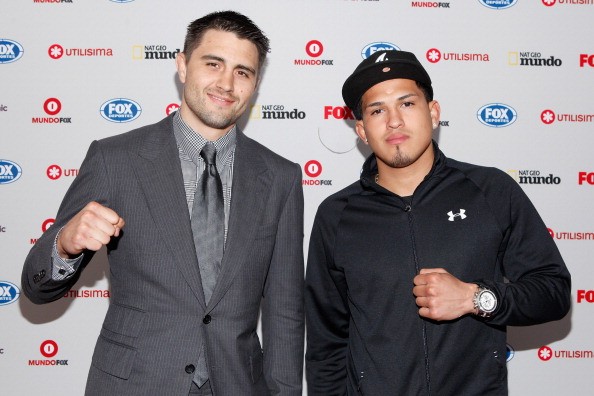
[305,143,571,395]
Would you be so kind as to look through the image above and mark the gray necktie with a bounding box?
[192,142,224,303]
[191,142,224,387]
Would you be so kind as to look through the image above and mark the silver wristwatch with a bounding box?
[473,284,497,318]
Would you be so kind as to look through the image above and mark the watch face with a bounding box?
[479,290,497,312]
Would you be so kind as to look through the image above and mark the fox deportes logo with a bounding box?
[506,344,515,362]
[0,281,20,306]
[477,103,517,128]
[0,160,22,184]
[100,98,142,123]
[478,0,518,9]
[361,42,400,59]
[0,39,24,64]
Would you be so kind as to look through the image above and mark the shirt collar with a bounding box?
[173,110,236,168]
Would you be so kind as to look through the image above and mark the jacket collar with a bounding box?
[360,139,446,195]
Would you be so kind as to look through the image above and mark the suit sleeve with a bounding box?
[479,172,571,326]
[21,140,108,304]
[260,163,305,396]
[304,205,350,396]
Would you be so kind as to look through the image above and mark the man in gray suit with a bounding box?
[22,11,304,396]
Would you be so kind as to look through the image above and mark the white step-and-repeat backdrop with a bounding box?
[2,0,593,394]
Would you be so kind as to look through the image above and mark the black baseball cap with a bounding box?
[342,50,433,119]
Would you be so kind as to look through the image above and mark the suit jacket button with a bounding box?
[203,315,211,324]
[185,364,195,374]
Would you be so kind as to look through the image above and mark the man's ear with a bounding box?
[429,100,441,128]
[355,120,368,144]
[176,52,187,84]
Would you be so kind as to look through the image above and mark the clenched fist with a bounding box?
[57,201,125,259]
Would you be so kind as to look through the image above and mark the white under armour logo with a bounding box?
[375,52,389,63]
[447,209,467,221]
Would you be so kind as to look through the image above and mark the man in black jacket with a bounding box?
[304,50,571,395]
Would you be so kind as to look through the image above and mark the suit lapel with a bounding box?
[129,116,206,309]
[207,131,271,308]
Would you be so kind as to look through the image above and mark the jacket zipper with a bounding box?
[405,201,432,396]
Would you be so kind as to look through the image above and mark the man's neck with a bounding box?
[179,106,232,142]
[375,146,435,197]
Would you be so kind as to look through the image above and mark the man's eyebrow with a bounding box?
[365,100,384,109]
[236,64,256,76]
[366,93,419,109]
[396,93,419,101]
[201,54,256,76]
[201,54,225,63]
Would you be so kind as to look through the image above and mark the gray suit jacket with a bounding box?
[22,115,305,395]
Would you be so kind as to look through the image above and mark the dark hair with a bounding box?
[354,81,434,120]
[183,10,270,71]
[416,81,433,102]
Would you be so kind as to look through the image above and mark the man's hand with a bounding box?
[412,268,478,321]
[56,201,125,259]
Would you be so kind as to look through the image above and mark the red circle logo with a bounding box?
[47,164,62,180]
[42,218,55,233]
[426,48,441,63]
[542,0,556,6]
[541,109,555,125]
[166,103,180,115]
[40,340,59,358]
[48,44,64,59]
[538,346,553,361]
[304,160,322,178]
[43,98,62,116]
[305,40,324,58]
